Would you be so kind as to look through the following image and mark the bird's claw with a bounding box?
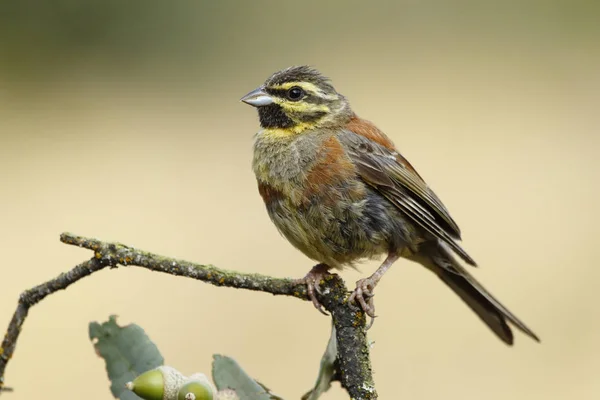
[349,277,378,328]
[292,264,331,315]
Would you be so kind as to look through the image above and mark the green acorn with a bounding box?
[126,366,185,400]
[177,373,215,400]
[177,381,213,400]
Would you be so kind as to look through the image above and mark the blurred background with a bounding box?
[0,0,598,399]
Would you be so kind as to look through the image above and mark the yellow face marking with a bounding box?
[270,81,339,100]
[260,81,338,137]
[261,121,319,138]
[271,97,330,114]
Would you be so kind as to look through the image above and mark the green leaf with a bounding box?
[89,315,164,399]
[302,324,338,400]
[211,355,282,400]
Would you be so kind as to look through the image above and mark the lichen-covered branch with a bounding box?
[0,232,377,399]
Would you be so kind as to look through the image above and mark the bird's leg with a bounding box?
[349,251,400,324]
[292,263,333,315]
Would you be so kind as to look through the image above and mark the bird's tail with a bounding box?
[416,242,540,345]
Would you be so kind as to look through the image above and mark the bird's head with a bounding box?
[241,66,352,135]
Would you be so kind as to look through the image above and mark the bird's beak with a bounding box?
[240,87,273,107]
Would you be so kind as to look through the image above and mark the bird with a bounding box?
[241,65,539,345]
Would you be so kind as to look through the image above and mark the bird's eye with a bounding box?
[286,86,305,101]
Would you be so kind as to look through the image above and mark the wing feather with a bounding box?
[340,129,476,266]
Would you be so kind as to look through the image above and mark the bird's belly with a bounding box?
[265,185,416,269]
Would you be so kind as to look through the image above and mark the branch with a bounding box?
[0,232,377,399]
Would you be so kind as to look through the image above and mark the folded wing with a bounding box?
[339,128,476,266]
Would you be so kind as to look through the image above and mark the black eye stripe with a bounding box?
[266,86,304,101]
[302,96,328,105]
[265,88,289,97]
[265,88,328,104]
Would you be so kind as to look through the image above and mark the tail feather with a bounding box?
[424,243,540,345]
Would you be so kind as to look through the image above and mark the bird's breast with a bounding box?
[252,130,416,265]
[252,130,362,206]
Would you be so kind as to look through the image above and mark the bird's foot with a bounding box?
[348,252,399,329]
[292,263,333,315]
[348,276,379,328]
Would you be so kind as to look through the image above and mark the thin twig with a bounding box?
[0,232,377,399]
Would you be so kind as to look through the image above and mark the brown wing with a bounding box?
[340,119,476,266]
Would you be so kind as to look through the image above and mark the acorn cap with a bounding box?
[126,366,186,400]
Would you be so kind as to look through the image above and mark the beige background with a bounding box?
[1,1,598,399]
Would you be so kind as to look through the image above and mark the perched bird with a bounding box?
[241,66,539,345]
